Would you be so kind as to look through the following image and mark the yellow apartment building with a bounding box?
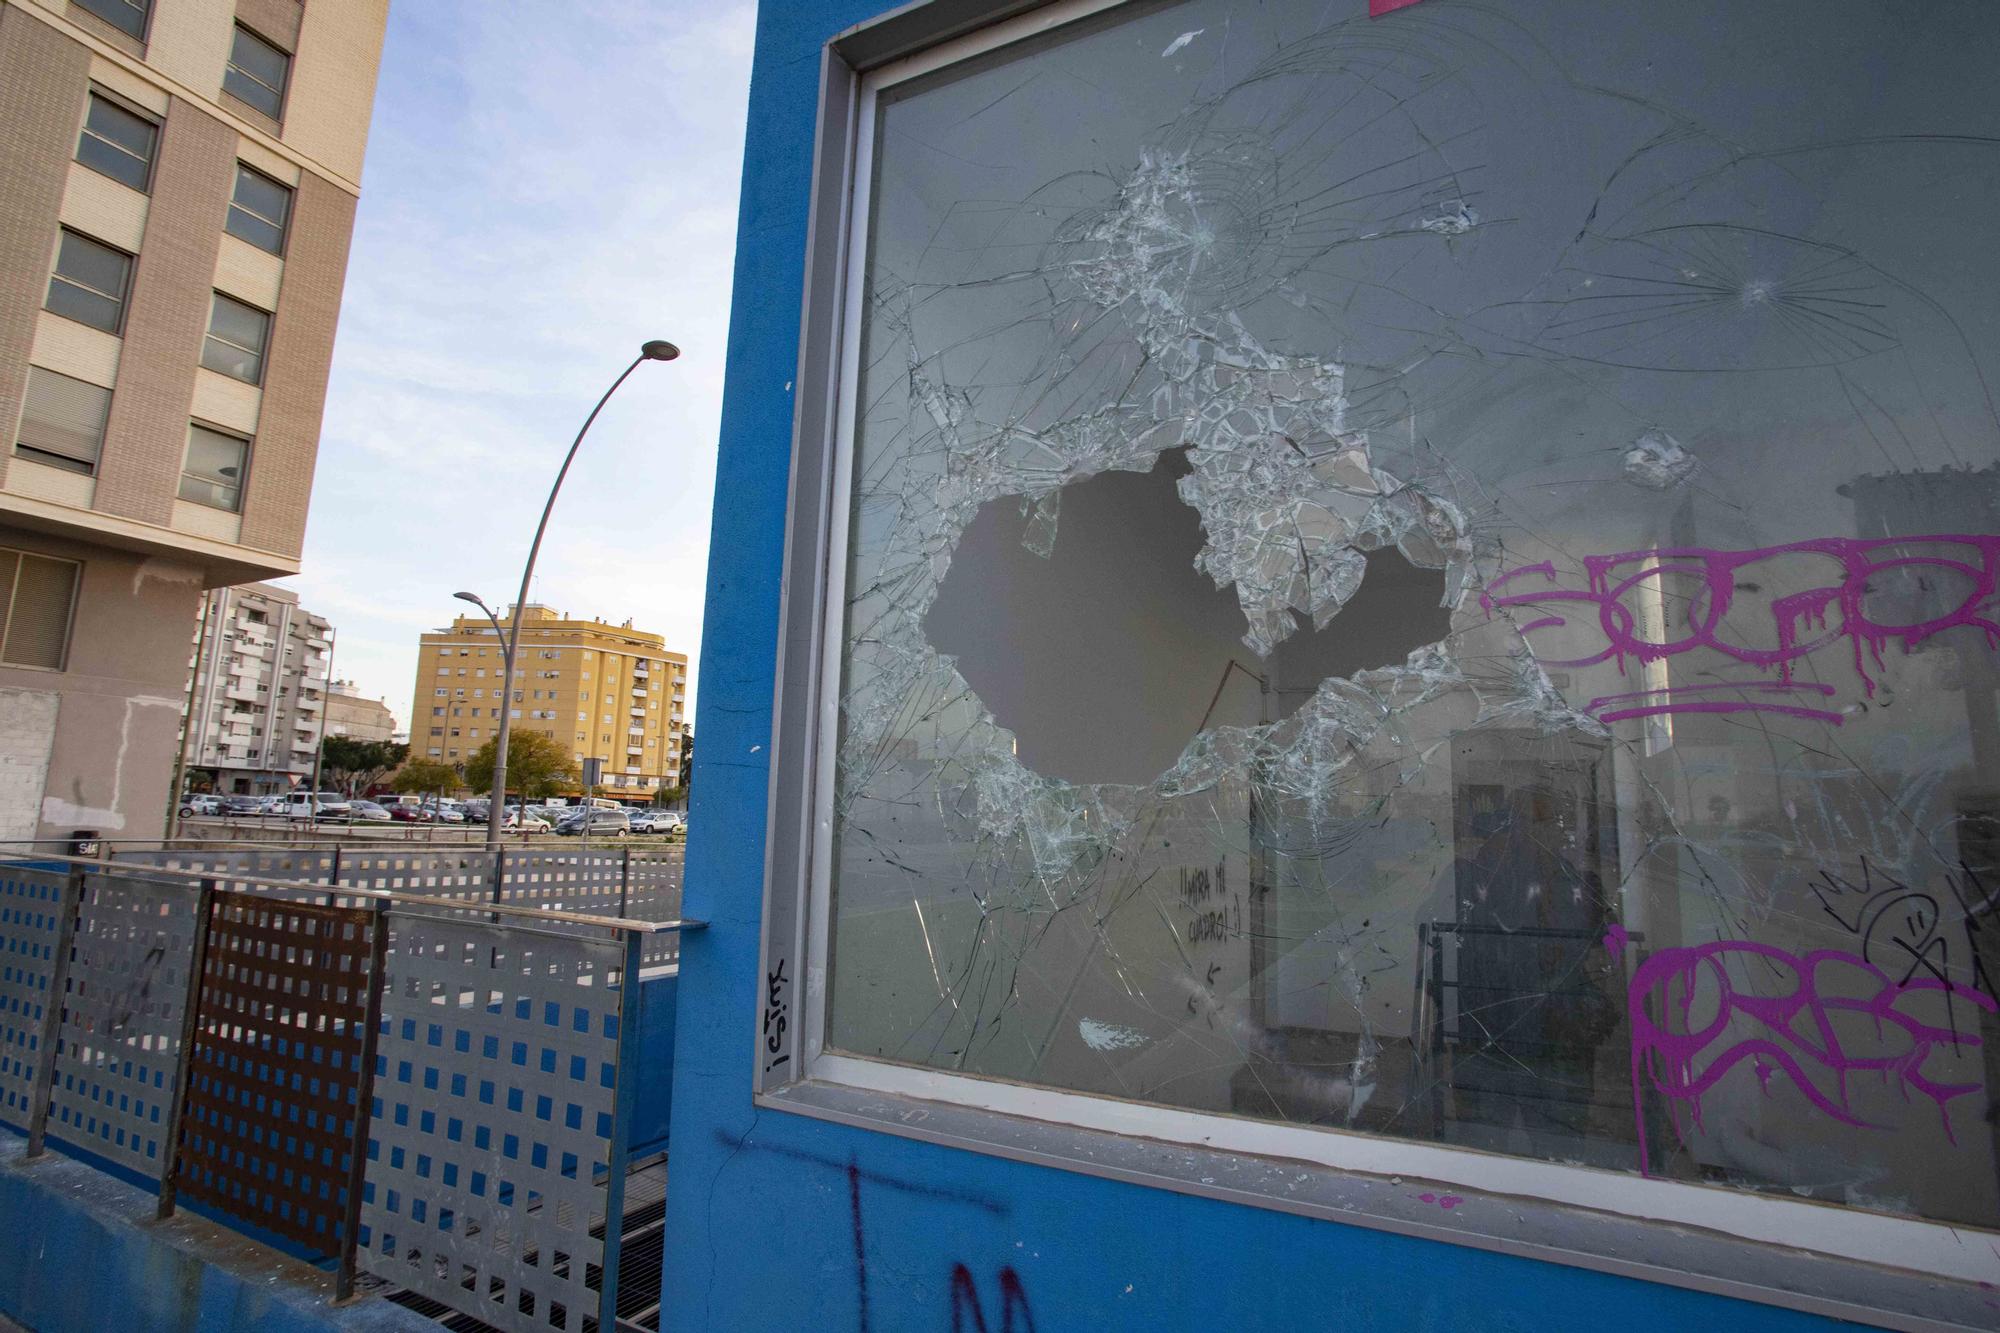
[411,604,688,799]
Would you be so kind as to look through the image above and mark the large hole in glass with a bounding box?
[924,449,1451,786]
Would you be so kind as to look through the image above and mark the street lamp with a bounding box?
[463,339,680,849]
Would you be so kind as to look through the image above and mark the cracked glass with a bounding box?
[822,0,2000,1230]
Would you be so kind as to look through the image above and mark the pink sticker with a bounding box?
[1370,0,1428,16]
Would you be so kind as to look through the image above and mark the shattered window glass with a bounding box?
[824,0,2000,1230]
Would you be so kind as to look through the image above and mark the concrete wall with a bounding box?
[0,1133,432,1333]
[0,522,201,846]
[657,1,1857,1329]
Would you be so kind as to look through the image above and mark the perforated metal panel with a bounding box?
[172,892,380,1253]
[358,906,631,1333]
[116,848,337,890]
[0,865,69,1130]
[45,872,199,1173]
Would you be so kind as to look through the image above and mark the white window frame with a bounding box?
[752,0,2000,1315]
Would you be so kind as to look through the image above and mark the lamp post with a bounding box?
[461,340,680,851]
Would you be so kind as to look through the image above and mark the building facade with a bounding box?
[0,0,386,846]
[180,579,323,794]
[411,605,688,799]
[322,676,394,744]
[663,0,2000,1328]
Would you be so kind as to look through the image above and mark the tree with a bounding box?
[391,759,459,796]
[462,730,577,800]
[678,724,694,793]
[320,737,408,795]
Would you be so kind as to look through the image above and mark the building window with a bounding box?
[14,367,110,475]
[75,91,157,191]
[200,292,270,384]
[225,164,292,255]
[46,230,131,333]
[0,547,81,670]
[223,25,288,121]
[179,424,248,511]
[71,0,148,39]
[767,0,2000,1287]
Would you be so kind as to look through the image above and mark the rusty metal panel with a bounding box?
[171,891,380,1254]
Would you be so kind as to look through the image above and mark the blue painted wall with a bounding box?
[656,2,1855,1328]
[629,972,679,1156]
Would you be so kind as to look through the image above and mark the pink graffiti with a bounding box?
[1481,535,2000,726]
[1416,1192,1463,1210]
[1609,924,1997,1177]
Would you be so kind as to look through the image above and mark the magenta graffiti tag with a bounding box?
[1608,924,1996,1177]
[1481,535,2000,725]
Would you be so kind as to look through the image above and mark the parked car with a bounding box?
[256,795,288,816]
[347,799,393,823]
[222,795,263,816]
[500,806,551,832]
[554,809,631,838]
[178,794,222,817]
[421,799,467,824]
[630,810,684,834]
[461,799,491,824]
[286,790,352,821]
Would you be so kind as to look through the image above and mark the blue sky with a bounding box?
[285,0,756,733]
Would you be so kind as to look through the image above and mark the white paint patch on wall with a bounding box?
[38,694,183,833]
[130,557,203,597]
[1078,1018,1148,1052]
[0,689,59,845]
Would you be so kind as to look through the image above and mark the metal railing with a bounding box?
[110,843,686,969]
[0,854,697,1333]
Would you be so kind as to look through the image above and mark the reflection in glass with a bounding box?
[825,0,2000,1231]
[181,425,247,512]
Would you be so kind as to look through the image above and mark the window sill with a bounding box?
[64,5,145,59]
[218,90,282,139]
[760,1076,1992,1332]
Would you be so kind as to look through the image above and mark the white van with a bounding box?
[286,790,352,820]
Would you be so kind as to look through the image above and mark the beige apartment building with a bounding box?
[0,0,386,847]
[180,579,326,794]
[324,677,395,744]
[412,606,690,800]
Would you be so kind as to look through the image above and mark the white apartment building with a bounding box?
[181,579,327,793]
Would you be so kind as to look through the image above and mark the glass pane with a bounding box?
[232,166,291,228]
[200,335,261,384]
[45,279,120,333]
[1,555,78,670]
[204,292,268,363]
[224,27,287,118]
[225,204,284,255]
[77,95,155,190]
[181,426,246,511]
[17,367,109,469]
[53,232,129,301]
[826,0,2000,1232]
[71,0,146,40]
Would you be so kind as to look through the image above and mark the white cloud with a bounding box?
[292,0,752,734]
